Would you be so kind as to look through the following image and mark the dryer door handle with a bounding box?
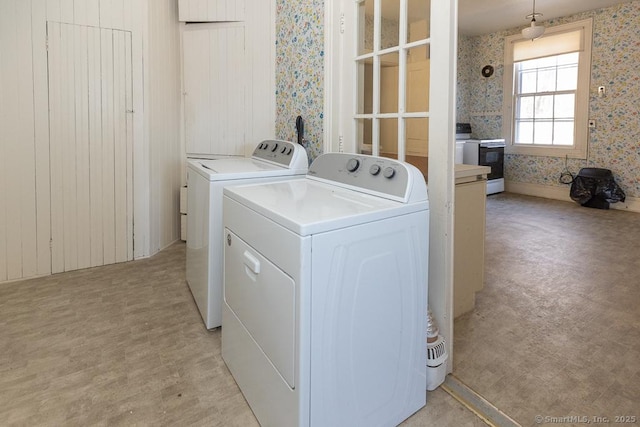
[243,251,261,275]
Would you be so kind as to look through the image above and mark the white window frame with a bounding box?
[502,18,593,159]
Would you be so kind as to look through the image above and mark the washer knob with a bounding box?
[262,143,269,150]
[271,143,279,152]
[346,158,360,172]
[369,164,381,176]
[287,148,292,155]
[383,167,396,179]
[281,146,287,154]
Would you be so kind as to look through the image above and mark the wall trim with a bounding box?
[505,180,640,213]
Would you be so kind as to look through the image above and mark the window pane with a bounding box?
[379,118,398,154]
[406,47,429,113]
[557,52,579,66]
[515,120,533,144]
[554,120,574,145]
[519,70,537,94]
[357,60,374,114]
[534,120,553,144]
[380,52,399,113]
[518,96,534,119]
[405,118,429,156]
[537,68,556,92]
[408,0,430,42]
[557,65,578,91]
[358,0,374,55]
[380,0,400,49]
[356,118,373,153]
[535,95,553,119]
[554,94,575,118]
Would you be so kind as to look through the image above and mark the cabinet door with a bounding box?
[178,0,245,22]
[183,25,246,156]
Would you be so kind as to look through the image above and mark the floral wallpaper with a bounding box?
[457,0,640,199]
[275,0,325,162]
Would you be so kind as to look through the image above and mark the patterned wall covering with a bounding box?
[275,0,325,162]
[457,1,640,198]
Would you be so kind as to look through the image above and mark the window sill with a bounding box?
[505,144,587,159]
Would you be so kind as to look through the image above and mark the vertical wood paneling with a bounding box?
[3,1,22,280]
[125,31,134,260]
[48,23,133,272]
[48,22,65,273]
[88,26,104,267]
[184,25,245,156]
[113,31,127,263]
[62,23,78,272]
[17,0,38,279]
[46,0,61,22]
[33,0,52,276]
[0,1,12,281]
[74,25,92,270]
[148,0,182,252]
[60,0,74,23]
[183,29,210,155]
[100,29,116,266]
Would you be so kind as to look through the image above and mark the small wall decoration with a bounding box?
[481,65,494,78]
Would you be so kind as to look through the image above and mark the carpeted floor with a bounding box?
[453,193,640,427]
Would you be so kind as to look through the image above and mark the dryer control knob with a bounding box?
[281,147,287,154]
[369,164,381,176]
[262,143,269,150]
[287,148,293,155]
[383,167,396,179]
[346,158,360,172]
[271,143,279,152]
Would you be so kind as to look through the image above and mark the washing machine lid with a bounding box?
[187,140,308,181]
[224,178,428,236]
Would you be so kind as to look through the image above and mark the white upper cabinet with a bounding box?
[178,0,245,22]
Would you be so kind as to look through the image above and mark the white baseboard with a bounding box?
[505,181,640,213]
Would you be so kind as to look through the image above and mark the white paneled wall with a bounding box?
[183,24,246,156]
[147,0,183,253]
[47,23,134,273]
[0,0,183,283]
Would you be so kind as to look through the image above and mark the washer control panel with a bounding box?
[252,140,304,167]
[308,153,426,202]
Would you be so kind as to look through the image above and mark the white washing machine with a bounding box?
[186,140,308,329]
[222,153,429,427]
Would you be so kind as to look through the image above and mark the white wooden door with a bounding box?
[183,24,246,156]
[47,22,133,273]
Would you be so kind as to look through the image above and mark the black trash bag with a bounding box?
[570,168,626,209]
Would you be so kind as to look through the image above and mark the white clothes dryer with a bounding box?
[222,153,429,427]
[186,140,308,329]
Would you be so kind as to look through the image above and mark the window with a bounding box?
[503,19,593,158]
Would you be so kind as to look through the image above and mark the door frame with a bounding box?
[323,0,458,372]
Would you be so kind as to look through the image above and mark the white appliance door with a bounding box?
[224,229,296,388]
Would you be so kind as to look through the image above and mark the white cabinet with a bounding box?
[183,25,246,156]
[182,0,276,157]
[178,0,245,22]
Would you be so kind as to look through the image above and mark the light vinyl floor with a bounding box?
[1,242,483,426]
[454,193,640,427]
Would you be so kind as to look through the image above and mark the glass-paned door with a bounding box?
[353,0,430,176]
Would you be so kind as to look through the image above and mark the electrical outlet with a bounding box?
[588,119,596,128]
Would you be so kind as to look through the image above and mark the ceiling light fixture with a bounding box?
[522,0,545,40]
